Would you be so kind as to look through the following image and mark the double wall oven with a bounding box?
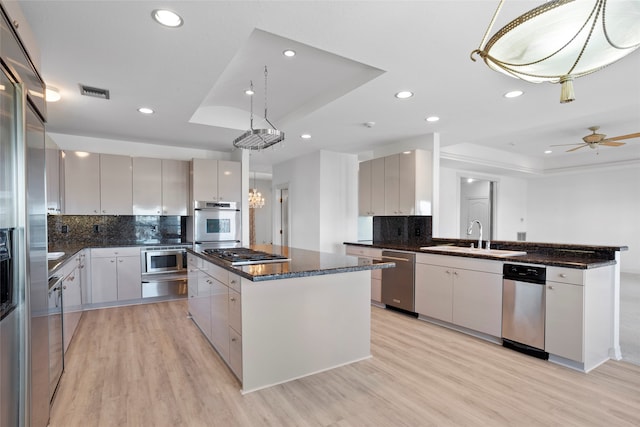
[187,201,241,251]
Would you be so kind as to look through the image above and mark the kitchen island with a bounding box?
[186,245,394,393]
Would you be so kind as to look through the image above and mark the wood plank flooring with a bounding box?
[50,300,640,426]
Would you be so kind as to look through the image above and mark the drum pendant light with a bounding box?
[471,0,640,103]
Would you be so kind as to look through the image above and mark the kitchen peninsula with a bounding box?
[186,245,394,393]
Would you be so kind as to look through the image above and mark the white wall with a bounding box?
[527,166,640,274]
[272,150,358,253]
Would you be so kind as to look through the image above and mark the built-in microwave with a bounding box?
[141,247,186,275]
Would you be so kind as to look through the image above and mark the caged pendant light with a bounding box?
[470,0,640,103]
[233,66,285,150]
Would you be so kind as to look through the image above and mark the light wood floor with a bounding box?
[51,300,640,427]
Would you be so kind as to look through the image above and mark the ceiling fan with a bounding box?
[551,126,640,152]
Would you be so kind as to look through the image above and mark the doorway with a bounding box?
[459,177,495,241]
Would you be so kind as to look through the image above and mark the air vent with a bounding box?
[79,84,110,99]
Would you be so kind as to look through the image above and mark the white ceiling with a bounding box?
[17,1,640,174]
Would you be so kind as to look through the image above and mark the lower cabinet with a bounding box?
[545,281,583,362]
[60,255,83,354]
[345,245,383,303]
[187,254,242,382]
[90,247,142,303]
[415,254,502,337]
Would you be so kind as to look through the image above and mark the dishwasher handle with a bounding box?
[382,255,413,262]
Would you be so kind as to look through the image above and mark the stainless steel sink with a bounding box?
[420,246,527,258]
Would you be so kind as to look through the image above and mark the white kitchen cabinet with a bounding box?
[59,254,83,354]
[191,159,241,204]
[415,253,502,337]
[45,145,61,214]
[358,157,385,216]
[133,158,189,215]
[545,281,583,362]
[210,276,230,362]
[193,270,213,340]
[90,247,141,303]
[452,269,502,337]
[544,265,614,371]
[345,245,383,303]
[63,151,101,214]
[228,289,241,333]
[161,159,189,215]
[132,157,162,215]
[359,150,432,216]
[100,154,132,215]
[415,264,453,323]
[228,327,243,379]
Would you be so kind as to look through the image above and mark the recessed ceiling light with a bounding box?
[504,90,524,98]
[301,134,311,139]
[544,150,553,154]
[425,116,440,122]
[138,107,154,114]
[45,87,61,102]
[403,151,412,154]
[283,49,296,57]
[152,9,183,27]
[395,91,414,99]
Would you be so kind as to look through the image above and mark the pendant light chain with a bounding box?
[249,80,254,130]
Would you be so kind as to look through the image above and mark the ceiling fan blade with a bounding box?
[550,143,583,147]
[601,132,640,142]
[599,141,626,147]
[566,144,588,152]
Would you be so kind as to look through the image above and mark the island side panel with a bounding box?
[240,270,371,393]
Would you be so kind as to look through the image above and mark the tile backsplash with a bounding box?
[47,215,187,247]
[373,215,432,246]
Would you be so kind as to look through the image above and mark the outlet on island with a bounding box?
[61,225,68,233]
[93,224,101,233]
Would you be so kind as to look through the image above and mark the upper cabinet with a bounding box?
[358,150,432,216]
[162,159,189,216]
[99,154,132,215]
[62,151,101,214]
[132,158,189,216]
[358,157,385,216]
[192,159,241,204]
[132,157,162,215]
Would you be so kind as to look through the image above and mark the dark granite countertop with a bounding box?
[47,240,192,277]
[187,244,395,282]
[344,239,627,270]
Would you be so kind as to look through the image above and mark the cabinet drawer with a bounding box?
[228,273,241,293]
[91,247,141,258]
[229,289,241,332]
[209,262,229,285]
[547,267,583,285]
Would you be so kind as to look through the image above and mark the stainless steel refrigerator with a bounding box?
[0,57,48,427]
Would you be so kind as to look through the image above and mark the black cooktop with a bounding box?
[203,248,290,266]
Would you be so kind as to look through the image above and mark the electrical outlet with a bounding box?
[93,224,101,233]
[61,225,68,233]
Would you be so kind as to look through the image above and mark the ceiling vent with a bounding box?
[79,84,110,99]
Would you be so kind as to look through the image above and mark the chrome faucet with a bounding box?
[467,220,483,249]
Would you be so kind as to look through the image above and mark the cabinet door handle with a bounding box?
[230,280,237,285]
[63,285,67,290]
[453,271,458,276]
[230,297,236,302]
[231,337,237,342]
[560,274,567,278]
[110,260,115,263]
[548,285,554,290]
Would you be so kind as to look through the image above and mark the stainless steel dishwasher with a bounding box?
[381,251,416,312]
[502,263,548,359]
